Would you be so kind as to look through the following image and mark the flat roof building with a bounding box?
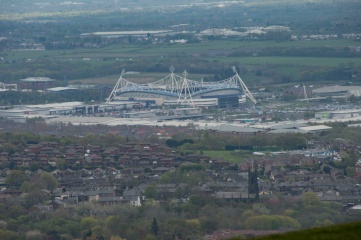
[315,109,361,119]
[46,87,79,94]
[19,77,56,90]
[0,82,17,91]
[312,85,361,98]
[298,125,332,132]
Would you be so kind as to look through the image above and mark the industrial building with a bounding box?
[312,85,361,98]
[18,77,56,90]
[0,82,17,91]
[0,101,139,122]
[45,87,80,94]
[315,109,361,119]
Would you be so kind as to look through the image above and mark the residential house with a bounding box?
[213,191,257,203]
[355,160,361,173]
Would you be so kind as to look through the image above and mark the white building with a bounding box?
[312,85,361,98]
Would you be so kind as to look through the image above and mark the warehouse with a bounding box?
[312,85,361,98]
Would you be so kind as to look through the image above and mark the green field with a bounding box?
[202,150,251,163]
[70,72,209,85]
[4,38,361,86]
[7,39,361,64]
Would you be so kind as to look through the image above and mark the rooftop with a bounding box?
[46,87,79,92]
[299,125,332,132]
[199,124,264,133]
[313,85,361,94]
[81,30,172,36]
[20,77,55,82]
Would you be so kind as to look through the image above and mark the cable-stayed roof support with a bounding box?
[107,69,126,102]
[232,66,257,104]
[177,70,195,107]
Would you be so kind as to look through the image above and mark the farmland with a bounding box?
[8,39,361,63]
[4,38,360,86]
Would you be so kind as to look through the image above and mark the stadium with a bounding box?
[107,66,257,107]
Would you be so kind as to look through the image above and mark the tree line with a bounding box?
[229,46,361,58]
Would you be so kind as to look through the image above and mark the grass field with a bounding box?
[70,72,210,85]
[8,39,361,64]
[5,39,361,86]
[202,150,251,163]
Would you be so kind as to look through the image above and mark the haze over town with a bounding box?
[0,0,361,240]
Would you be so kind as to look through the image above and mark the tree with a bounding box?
[2,143,15,155]
[252,203,270,215]
[40,172,58,191]
[304,111,315,119]
[80,217,99,231]
[25,230,45,240]
[346,166,356,177]
[180,163,204,172]
[7,205,26,218]
[89,226,110,240]
[249,169,259,200]
[144,185,158,199]
[273,134,307,150]
[0,229,22,240]
[200,216,219,233]
[302,192,320,206]
[323,166,331,174]
[244,215,301,230]
[151,218,159,236]
[110,237,127,240]
[314,219,334,228]
[23,190,51,208]
[160,218,198,239]
[20,181,32,193]
[55,158,66,170]
[189,195,206,207]
[349,94,358,103]
[105,215,128,237]
[6,170,27,188]
[26,117,45,124]
[105,216,119,236]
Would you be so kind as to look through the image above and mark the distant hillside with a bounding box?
[229,221,361,240]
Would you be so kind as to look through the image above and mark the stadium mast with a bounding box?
[177,70,195,107]
[106,69,125,102]
[232,66,257,104]
[303,84,309,102]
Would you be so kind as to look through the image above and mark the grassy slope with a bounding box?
[249,221,361,240]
